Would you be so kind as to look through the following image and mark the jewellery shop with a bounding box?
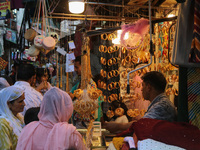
[1,0,200,150]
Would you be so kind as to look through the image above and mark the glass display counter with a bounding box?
[77,129,116,150]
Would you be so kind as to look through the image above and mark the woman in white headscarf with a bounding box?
[0,85,25,150]
[16,87,85,150]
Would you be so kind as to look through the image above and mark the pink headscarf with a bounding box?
[16,87,85,150]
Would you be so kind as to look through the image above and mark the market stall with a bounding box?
[1,0,200,149]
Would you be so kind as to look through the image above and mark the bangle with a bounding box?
[109,94,115,101]
[107,59,113,66]
[111,82,116,89]
[142,68,147,74]
[122,59,126,66]
[108,97,112,103]
[166,88,172,95]
[99,45,104,52]
[108,34,112,41]
[103,83,107,90]
[174,89,179,96]
[114,46,119,52]
[109,71,113,78]
[121,71,126,78]
[103,46,108,53]
[108,83,113,91]
[100,69,104,77]
[132,56,138,64]
[122,47,126,54]
[100,57,104,65]
[126,68,131,73]
[103,71,107,78]
[103,59,107,65]
[125,56,131,63]
[113,70,119,77]
[101,33,108,40]
[108,33,116,41]
[112,57,117,64]
[116,82,120,89]
[134,109,140,116]
[108,46,112,53]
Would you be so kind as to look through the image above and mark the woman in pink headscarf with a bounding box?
[16,87,86,150]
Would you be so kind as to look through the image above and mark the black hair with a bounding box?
[17,63,36,81]
[74,55,81,65]
[24,107,40,125]
[92,74,105,86]
[141,71,167,92]
[110,101,131,121]
[36,68,50,82]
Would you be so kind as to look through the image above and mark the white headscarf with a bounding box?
[0,85,24,136]
[0,77,10,91]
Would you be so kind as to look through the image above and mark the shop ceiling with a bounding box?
[47,0,178,24]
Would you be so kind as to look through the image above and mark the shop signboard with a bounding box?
[0,1,11,20]
[5,28,17,44]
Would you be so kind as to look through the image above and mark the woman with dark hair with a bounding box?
[24,107,40,125]
[35,68,51,95]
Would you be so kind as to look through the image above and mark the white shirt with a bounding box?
[14,81,43,116]
[115,115,129,123]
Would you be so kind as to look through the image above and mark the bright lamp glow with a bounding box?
[69,0,85,14]
[124,32,129,40]
[112,30,129,45]
[167,14,175,18]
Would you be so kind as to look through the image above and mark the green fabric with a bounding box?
[70,81,80,94]
[0,118,18,150]
[96,96,103,122]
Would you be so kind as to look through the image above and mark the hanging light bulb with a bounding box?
[68,0,85,14]
[167,14,175,18]
[112,30,129,45]
[112,30,122,45]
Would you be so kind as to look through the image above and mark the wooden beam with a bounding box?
[152,0,166,6]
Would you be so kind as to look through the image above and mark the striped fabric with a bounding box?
[187,68,200,128]
[189,0,200,62]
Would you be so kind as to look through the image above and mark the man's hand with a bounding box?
[102,121,122,133]
[36,81,51,92]
[102,121,134,134]
[68,92,75,100]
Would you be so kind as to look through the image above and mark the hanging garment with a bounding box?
[187,68,200,129]
[172,0,197,67]
[189,0,200,62]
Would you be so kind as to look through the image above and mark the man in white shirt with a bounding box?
[14,64,44,116]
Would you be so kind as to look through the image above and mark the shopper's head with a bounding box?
[74,56,81,76]
[141,71,166,100]
[17,63,36,85]
[0,85,25,117]
[24,107,40,125]
[38,87,73,123]
[36,68,49,84]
